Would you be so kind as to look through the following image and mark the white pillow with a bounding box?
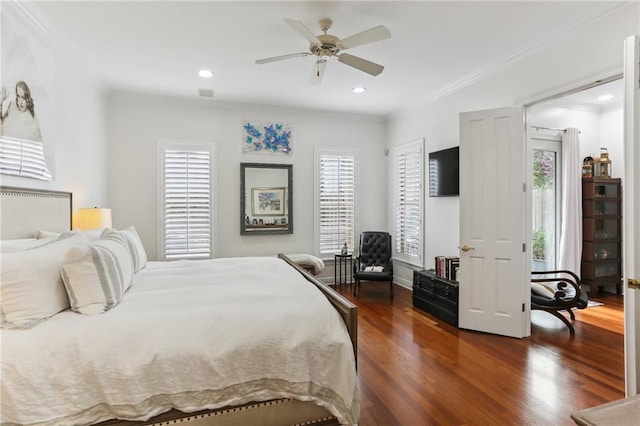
[0,237,56,252]
[39,228,105,242]
[531,282,556,299]
[117,226,147,273]
[61,229,134,315]
[35,230,61,239]
[0,233,91,328]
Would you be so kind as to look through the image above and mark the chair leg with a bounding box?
[547,310,575,335]
[353,279,359,297]
[567,309,576,320]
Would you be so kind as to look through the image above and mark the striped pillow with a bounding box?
[119,226,147,272]
[61,231,134,315]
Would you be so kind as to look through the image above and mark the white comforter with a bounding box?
[1,257,359,425]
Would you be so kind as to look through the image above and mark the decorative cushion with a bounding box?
[61,229,134,315]
[286,253,325,275]
[35,230,61,239]
[364,265,384,272]
[0,237,56,252]
[0,233,91,328]
[118,226,148,272]
[531,282,556,299]
[37,228,105,242]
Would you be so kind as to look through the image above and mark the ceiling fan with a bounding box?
[255,18,391,85]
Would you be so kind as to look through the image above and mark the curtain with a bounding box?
[558,128,582,284]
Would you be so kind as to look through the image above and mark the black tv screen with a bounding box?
[428,146,459,197]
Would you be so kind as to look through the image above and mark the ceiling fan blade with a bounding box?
[309,59,327,85]
[255,52,312,64]
[340,25,391,49]
[284,18,321,45]
[338,53,384,76]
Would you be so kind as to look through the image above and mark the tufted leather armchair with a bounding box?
[353,231,394,299]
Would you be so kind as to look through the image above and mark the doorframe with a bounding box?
[522,63,637,394]
[622,34,639,396]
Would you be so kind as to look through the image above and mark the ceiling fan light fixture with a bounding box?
[198,69,213,78]
[255,18,390,84]
[352,87,366,94]
[597,94,614,102]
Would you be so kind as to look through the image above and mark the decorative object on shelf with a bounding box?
[341,242,348,255]
[599,147,611,178]
[582,155,593,178]
[591,153,601,177]
[242,121,292,155]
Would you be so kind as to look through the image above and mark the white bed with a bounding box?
[0,186,359,426]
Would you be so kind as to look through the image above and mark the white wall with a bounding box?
[106,94,387,260]
[0,3,108,217]
[600,106,624,179]
[529,104,624,179]
[387,2,638,286]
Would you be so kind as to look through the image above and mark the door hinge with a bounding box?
[522,303,525,312]
[522,243,526,252]
[522,183,526,192]
[629,278,640,290]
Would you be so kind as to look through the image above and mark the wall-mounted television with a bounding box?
[428,146,459,197]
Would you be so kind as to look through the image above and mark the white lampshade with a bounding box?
[75,207,112,230]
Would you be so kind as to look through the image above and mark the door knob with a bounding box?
[460,244,475,252]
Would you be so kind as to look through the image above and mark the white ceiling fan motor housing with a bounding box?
[310,34,341,57]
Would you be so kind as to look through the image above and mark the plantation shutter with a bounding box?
[319,154,356,255]
[0,137,52,180]
[394,140,423,265]
[161,143,213,260]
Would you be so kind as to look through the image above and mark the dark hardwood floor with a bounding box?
[335,283,625,425]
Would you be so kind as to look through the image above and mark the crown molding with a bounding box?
[420,2,634,106]
[4,0,59,46]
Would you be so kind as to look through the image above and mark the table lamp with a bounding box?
[75,207,112,230]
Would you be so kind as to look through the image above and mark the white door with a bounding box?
[623,34,640,396]
[459,107,528,338]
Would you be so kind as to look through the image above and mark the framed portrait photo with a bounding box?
[251,187,285,216]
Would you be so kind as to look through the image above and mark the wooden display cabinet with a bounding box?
[581,177,622,294]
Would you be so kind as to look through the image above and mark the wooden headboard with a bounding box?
[0,186,72,239]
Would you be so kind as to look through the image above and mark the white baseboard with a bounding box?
[394,277,413,291]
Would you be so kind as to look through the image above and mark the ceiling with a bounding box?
[542,78,624,112]
[28,1,621,116]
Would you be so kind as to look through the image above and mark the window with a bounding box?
[531,138,561,271]
[159,141,215,260]
[0,136,52,181]
[394,139,424,266]
[316,151,357,256]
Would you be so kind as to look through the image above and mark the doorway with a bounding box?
[527,77,624,290]
[526,78,625,390]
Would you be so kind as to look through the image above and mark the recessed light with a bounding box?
[352,87,366,94]
[597,94,613,102]
[198,69,213,78]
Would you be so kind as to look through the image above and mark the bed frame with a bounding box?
[0,186,357,426]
